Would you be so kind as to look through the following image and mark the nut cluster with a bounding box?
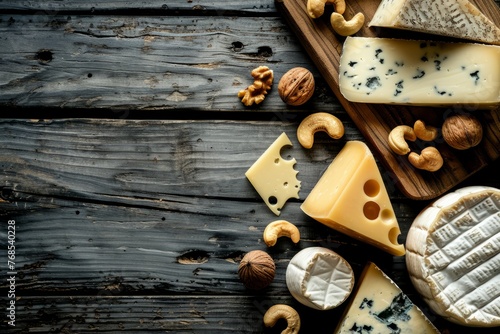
[388,120,442,172]
[307,0,364,36]
[388,114,484,172]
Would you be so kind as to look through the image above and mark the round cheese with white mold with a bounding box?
[406,186,500,327]
[286,247,354,310]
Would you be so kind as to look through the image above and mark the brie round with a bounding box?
[286,247,354,310]
[406,186,500,327]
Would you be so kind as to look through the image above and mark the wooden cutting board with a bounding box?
[276,0,500,200]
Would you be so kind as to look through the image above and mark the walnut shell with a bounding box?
[238,250,275,290]
[278,67,315,106]
[442,114,483,150]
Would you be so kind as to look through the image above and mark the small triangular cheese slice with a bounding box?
[246,132,301,216]
[301,141,405,256]
[334,262,440,334]
[369,0,500,45]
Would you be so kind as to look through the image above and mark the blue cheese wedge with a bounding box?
[369,0,500,46]
[406,186,500,327]
[334,262,440,334]
[339,37,500,107]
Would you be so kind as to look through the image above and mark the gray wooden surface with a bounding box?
[0,1,499,333]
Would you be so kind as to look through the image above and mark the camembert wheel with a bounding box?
[406,186,500,327]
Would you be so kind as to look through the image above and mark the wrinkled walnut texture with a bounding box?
[442,114,483,150]
[238,250,275,290]
[278,67,315,106]
[238,66,274,106]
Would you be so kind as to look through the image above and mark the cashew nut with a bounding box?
[263,220,300,247]
[414,120,438,141]
[307,0,346,19]
[297,112,344,149]
[263,304,301,334]
[330,12,365,36]
[408,147,443,172]
[388,125,417,155]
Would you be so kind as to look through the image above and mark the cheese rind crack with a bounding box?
[301,141,405,256]
[245,132,300,216]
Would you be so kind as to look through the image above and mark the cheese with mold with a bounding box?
[334,262,440,334]
[369,0,500,45]
[339,37,500,107]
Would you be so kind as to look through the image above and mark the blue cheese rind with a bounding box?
[339,37,500,107]
[369,0,500,46]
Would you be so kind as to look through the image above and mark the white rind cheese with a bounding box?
[286,247,354,310]
[339,37,500,107]
[369,0,500,46]
[334,262,440,334]
[406,186,500,327]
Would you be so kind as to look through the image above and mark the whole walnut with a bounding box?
[278,67,315,106]
[442,114,483,150]
[238,250,275,290]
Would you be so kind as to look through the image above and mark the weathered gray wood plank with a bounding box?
[0,14,338,111]
[8,295,498,334]
[0,1,277,13]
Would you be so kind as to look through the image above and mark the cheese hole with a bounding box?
[388,227,401,246]
[274,158,280,164]
[363,201,380,220]
[380,209,394,224]
[283,182,288,187]
[363,179,380,197]
[268,196,278,205]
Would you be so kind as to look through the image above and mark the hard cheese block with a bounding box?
[334,262,440,334]
[286,247,354,310]
[301,141,405,256]
[369,0,500,45]
[339,36,500,107]
[245,132,301,216]
[406,186,500,327]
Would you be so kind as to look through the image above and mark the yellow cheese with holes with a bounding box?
[246,132,301,216]
[301,141,405,256]
[334,262,440,333]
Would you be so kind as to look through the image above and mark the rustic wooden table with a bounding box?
[0,1,499,333]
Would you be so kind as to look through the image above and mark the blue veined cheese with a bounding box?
[334,262,440,334]
[369,0,500,46]
[339,37,500,107]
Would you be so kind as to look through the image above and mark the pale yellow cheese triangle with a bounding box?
[301,141,405,256]
[369,0,500,45]
[334,262,440,334]
[246,132,301,216]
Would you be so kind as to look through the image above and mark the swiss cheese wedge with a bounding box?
[301,141,405,256]
[246,132,301,216]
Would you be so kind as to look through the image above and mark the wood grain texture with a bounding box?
[276,0,500,200]
[0,119,498,333]
[0,14,337,112]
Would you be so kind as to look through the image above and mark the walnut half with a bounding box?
[238,66,274,106]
